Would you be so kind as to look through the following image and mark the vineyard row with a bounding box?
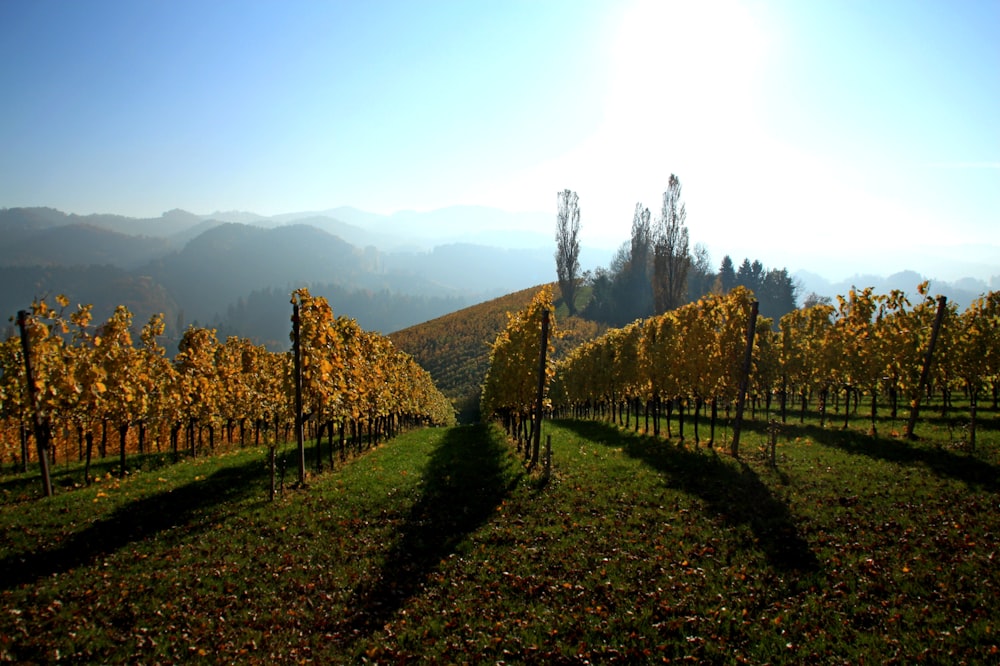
[483,283,1000,452]
[1,288,455,495]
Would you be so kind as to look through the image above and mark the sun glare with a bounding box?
[607,0,767,130]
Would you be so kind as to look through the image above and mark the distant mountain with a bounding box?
[0,265,181,344]
[0,223,170,269]
[3,205,994,357]
[794,269,991,312]
[142,223,370,324]
[276,205,556,251]
[0,206,597,349]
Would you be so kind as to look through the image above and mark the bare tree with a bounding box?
[652,174,690,313]
[555,189,581,315]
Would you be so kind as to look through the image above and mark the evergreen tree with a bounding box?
[759,267,798,328]
[719,255,736,292]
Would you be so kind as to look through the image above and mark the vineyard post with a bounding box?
[531,308,550,467]
[17,310,54,498]
[292,302,306,485]
[905,295,947,441]
[544,434,552,479]
[731,300,759,459]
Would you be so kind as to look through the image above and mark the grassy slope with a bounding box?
[390,283,604,418]
[2,409,998,663]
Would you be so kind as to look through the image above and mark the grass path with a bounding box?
[2,418,999,663]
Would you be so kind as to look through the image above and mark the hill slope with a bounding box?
[390,283,605,419]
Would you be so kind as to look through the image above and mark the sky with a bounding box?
[1,0,998,282]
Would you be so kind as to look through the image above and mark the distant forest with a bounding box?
[583,247,797,328]
[558,183,797,328]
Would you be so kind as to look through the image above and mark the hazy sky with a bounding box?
[1,0,998,280]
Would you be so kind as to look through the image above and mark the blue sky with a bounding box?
[1,0,998,281]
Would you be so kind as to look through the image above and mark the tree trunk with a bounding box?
[780,375,788,423]
[819,388,828,428]
[693,397,701,445]
[171,423,180,461]
[20,424,29,473]
[709,398,718,448]
[292,302,306,486]
[665,399,673,439]
[869,389,878,436]
[731,300,759,459]
[269,445,276,502]
[315,420,324,473]
[969,397,977,452]
[17,310,53,497]
[118,423,129,477]
[327,420,335,468]
[84,431,94,485]
[905,295,947,440]
[843,385,851,430]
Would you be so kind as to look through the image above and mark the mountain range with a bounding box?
[0,206,611,350]
[1,205,995,352]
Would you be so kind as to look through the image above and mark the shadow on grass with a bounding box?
[0,455,266,591]
[558,419,819,575]
[338,423,520,641]
[0,451,181,503]
[744,419,1000,493]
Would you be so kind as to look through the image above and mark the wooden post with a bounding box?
[768,419,779,468]
[530,308,550,467]
[731,300,759,459]
[905,295,947,441]
[292,302,306,485]
[269,443,276,502]
[17,310,53,498]
[544,434,552,481]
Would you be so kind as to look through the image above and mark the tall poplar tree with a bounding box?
[652,174,690,314]
[555,189,581,315]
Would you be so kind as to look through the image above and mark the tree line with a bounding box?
[554,176,797,328]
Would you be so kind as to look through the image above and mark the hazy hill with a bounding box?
[0,223,170,269]
[142,223,370,325]
[279,205,556,251]
[4,204,993,359]
[0,206,205,240]
[1,206,590,349]
[794,269,993,311]
[0,265,180,342]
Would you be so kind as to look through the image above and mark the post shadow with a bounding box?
[756,420,1000,493]
[336,423,520,641]
[0,456,267,591]
[557,419,819,575]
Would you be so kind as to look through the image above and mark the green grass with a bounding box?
[2,411,999,663]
